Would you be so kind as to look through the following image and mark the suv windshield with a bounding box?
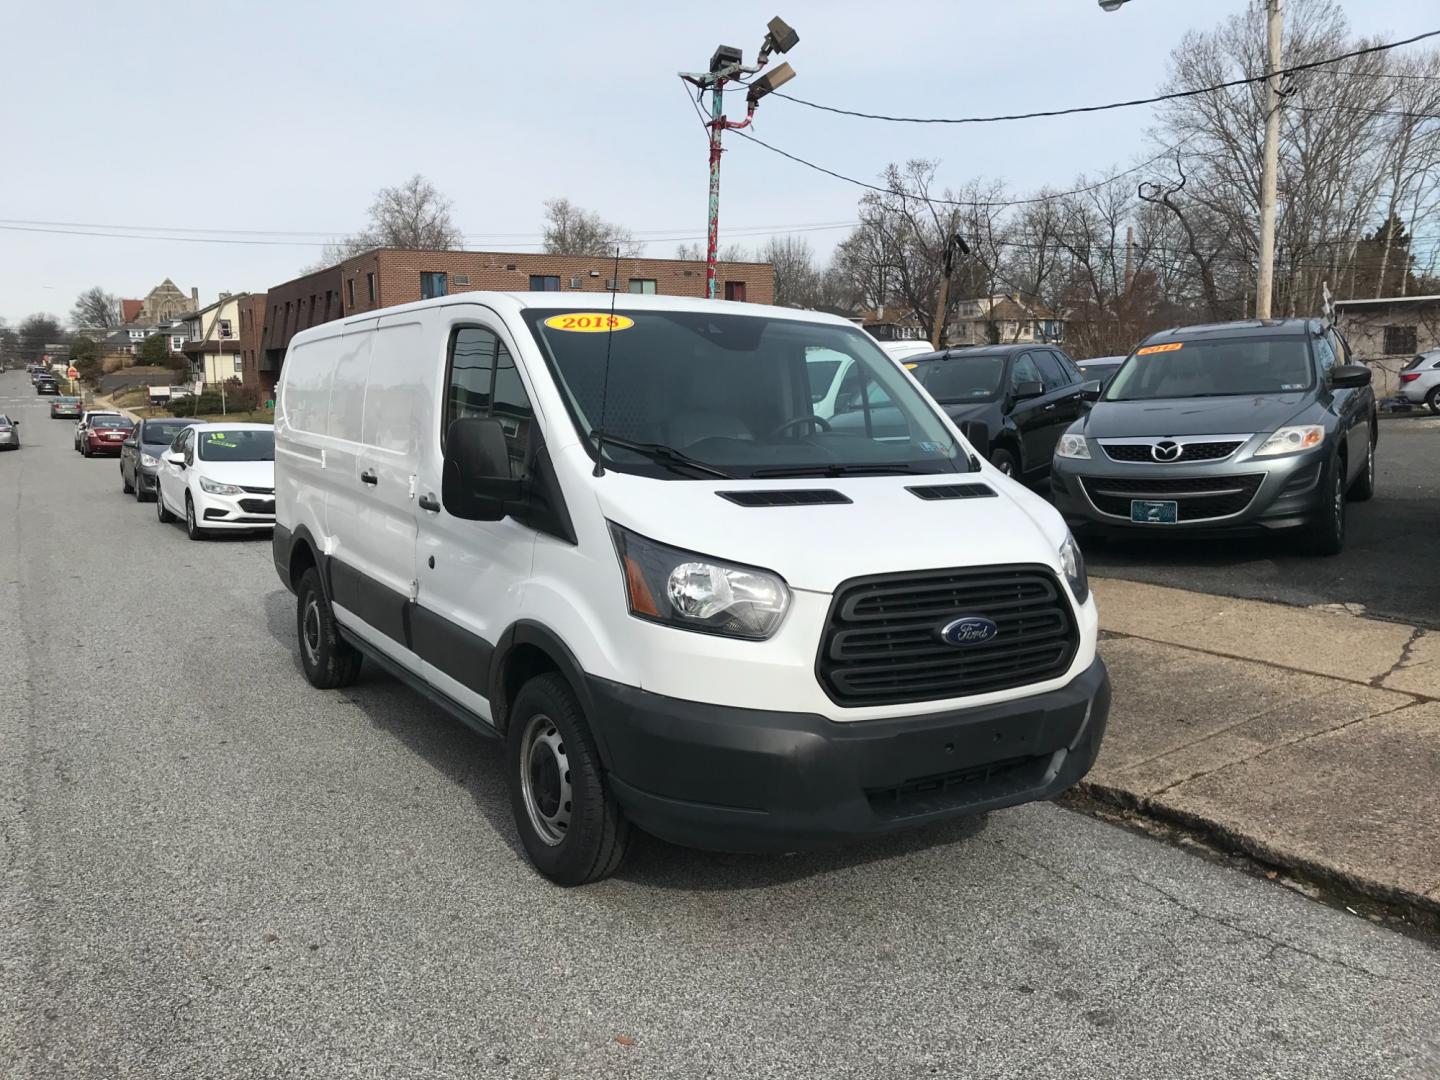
[914,353,1008,402]
[142,421,192,445]
[1105,338,1314,401]
[522,309,968,478]
[197,429,274,462]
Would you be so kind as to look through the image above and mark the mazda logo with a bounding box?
[1151,440,1183,462]
[940,617,1000,646]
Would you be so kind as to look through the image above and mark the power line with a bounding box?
[771,29,1440,125]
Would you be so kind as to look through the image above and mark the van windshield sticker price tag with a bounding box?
[1136,342,1184,355]
[543,313,635,333]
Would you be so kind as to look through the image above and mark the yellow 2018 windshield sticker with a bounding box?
[1136,342,1184,355]
[543,313,635,333]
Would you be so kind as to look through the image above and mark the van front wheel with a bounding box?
[508,673,629,886]
[296,567,363,689]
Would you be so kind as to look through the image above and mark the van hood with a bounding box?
[1083,394,1306,438]
[589,468,1064,593]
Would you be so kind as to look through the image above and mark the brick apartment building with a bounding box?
[258,248,773,385]
[235,292,269,394]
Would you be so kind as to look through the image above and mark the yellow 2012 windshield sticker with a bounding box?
[543,313,635,333]
[1136,342,1184,355]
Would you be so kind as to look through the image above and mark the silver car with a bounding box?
[0,414,18,451]
[1398,348,1440,413]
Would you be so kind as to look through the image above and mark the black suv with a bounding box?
[1050,318,1376,555]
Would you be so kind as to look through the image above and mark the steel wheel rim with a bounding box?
[187,501,196,533]
[302,599,322,667]
[519,713,572,847]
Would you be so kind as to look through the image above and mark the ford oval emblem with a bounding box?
[940,616,999,646]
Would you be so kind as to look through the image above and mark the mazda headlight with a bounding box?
[141,453,160,468]
[199,477,244,495]
[1255,425,1324,457]
[1059,531,1089,604]
[1056,433,1091,459]
[611,524,790,639]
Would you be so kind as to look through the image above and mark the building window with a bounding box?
[1384,325,1418,355]
[234,357,244,374]
[529,275,561,292]
[452,274,470,286]
[170,336,185,351]
[366,272,376,303]
[569,277,581,289]
[421,272,448,300]
[628,279,657,294]
[346,279,355,309]
[724,281,747,302]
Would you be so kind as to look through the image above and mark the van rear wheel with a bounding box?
[508,673,629,886]
[296,567,363,689]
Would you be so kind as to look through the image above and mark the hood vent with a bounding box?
[907,483,997,501]
[718,489,852,507]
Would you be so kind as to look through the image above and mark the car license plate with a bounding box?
[1131,499,1178,524]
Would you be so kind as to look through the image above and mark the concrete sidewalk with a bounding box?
[1084,578,1440,919]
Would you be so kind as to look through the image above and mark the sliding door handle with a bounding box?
[360,470,378,486]
[418,493,441,512]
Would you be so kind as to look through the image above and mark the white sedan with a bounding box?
[155,422,275,540]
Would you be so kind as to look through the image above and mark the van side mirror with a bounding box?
[1330,364,1371,389]
[443,417,525,521]
[1012,380,1044,401]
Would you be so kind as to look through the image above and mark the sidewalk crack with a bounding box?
[1372,627,1429,688]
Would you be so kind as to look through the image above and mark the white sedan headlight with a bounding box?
[1056,433,1091,459]
[1255,425,1324,457]
[199,477,244,496]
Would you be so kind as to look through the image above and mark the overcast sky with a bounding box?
[1,0,1431,325]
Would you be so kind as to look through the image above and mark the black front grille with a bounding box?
[866,755,1050,820]
[241,485,275,495]
[818,565,1079,706]
[1101,440,1242,463]
[238,497,275,513]
[907,483,997,501]
[717,489,850,507]
[1080,474,1264,521]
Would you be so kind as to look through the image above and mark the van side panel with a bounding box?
[274,333,339,548]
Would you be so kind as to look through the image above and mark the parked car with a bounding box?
[1397,348,1440,413]
[79,415,135,457]
[50,397,82,420]
[120,417,204,501]
[827,343,1092,481]
[1075,355,1127,387]
[1050,318,1376,555]
[155,423,275,539]
[35,377,59,395]
[0,415,19,451]
[271,293,1109,885]
[74,410,123,453]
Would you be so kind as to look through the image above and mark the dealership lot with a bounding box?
[3,370,1439,1077]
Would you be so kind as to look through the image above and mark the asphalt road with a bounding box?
[2,369,1438,1079]
[1084,417,1440,629]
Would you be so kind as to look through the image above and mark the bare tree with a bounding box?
[17,314,65,364]
[756,235,820,307]
[308,174,461,269]
[543,199,642,257]
[70,287,120,331]
[674,241,748,262]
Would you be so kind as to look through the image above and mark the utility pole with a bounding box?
[1255,0,1283,320]
[930,232,970,351]
[681,17,799,299]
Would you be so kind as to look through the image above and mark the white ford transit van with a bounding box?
[272,294,1109,885]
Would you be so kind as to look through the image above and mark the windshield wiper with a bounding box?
[590,432,734,479]
[750,463,923,478]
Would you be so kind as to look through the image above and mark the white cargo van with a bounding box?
[272,294,1108,885]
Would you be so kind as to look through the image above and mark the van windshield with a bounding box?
[1105,338,1315,401]
[521,309,969,479]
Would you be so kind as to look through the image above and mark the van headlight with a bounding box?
[1056,433,1091,459]
[1255,425,1324,457]
[610,524,790,640]
[1059,531,1089,604]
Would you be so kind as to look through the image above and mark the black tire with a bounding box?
[1427,386,1440,416]
[81,442,90,458]
[507,673,629,886]
[296,567,363,689]
[184,495,206,541]
[1348,426,1376,502]
[121,464,133,494]
[1299,456,1346,556]
[156,486,175,523]
[989,447,1020,477]
[134,472,146,502]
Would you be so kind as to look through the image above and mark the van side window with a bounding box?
[446,326,535,479]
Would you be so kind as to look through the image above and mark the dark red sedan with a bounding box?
[83,416,136,457]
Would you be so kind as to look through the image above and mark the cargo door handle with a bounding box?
[418,493,440,512]
[360,470,378,486]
